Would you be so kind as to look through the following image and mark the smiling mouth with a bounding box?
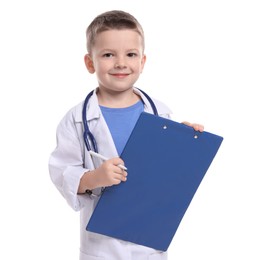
[110,73,130,78]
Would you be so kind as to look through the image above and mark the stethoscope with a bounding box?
[82,88,158,153]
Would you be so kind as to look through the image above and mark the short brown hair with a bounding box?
[86,10,145,53]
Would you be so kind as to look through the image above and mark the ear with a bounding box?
[140,54,146,72]
[84,54,95,73]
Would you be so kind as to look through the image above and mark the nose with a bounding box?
[114,56,127,69]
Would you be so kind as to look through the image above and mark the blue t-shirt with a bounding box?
[100,101,144,155]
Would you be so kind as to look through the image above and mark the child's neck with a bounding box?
[97,88,141,108]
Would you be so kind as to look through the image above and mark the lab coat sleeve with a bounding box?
[49,111,89,211]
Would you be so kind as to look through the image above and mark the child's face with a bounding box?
[85,29,146,93]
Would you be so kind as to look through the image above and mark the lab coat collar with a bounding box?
[74,88,100,123]
[133,87,155,114]
[85,88,101,121]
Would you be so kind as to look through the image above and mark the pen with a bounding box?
[89,150,128,171]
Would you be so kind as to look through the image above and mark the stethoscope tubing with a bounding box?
[82,88,158,153]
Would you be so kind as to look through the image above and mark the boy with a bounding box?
[49,10,204,260]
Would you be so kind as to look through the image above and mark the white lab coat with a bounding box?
[49,88,172,260]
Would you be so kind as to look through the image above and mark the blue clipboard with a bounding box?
[86,112,223,251]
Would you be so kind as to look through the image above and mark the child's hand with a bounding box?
[94,158,127,187]
[182,121,204,132]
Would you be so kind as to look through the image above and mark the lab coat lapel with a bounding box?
[86,90,118,159]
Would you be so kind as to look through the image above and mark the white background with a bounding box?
[0,0,254,259]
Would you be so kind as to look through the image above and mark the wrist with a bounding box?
[78,170,98,194]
